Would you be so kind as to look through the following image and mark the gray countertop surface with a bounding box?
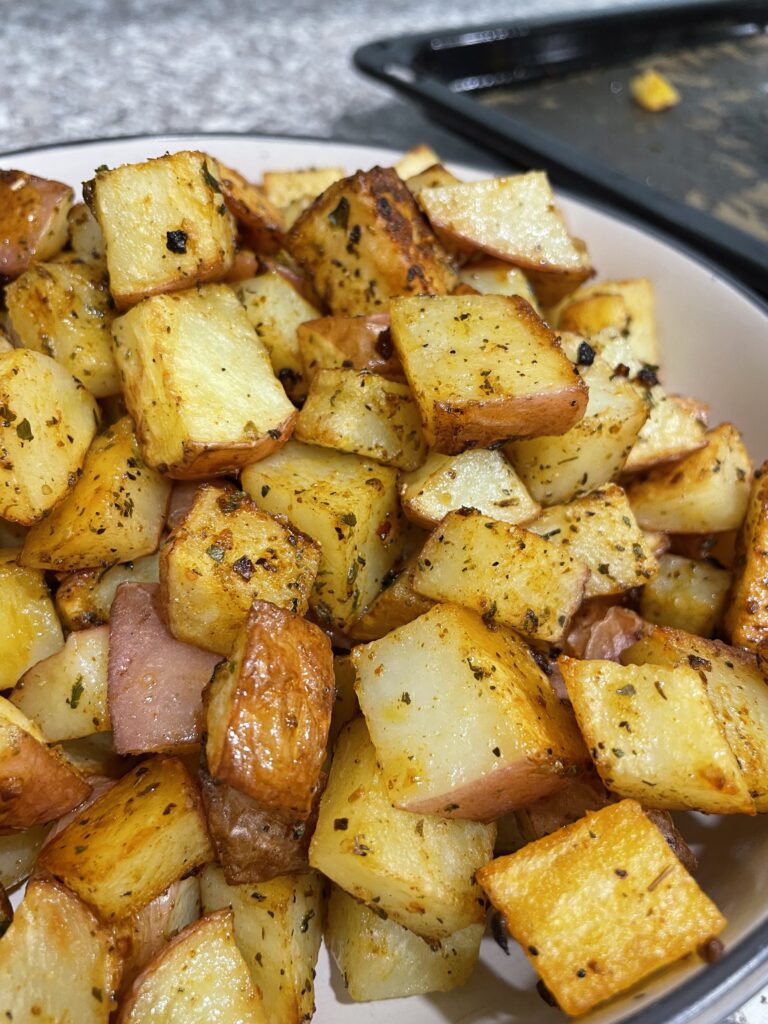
[1,1,766,1021]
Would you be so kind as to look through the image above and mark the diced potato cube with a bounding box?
[347,554,435,643]
[55,553,160,631]
[400,448,539,528]
[67,202,105,262]
[200,864,324,1024]
[218,162,284,254]
[507,353,648,505]
[0,170,73,277]
[242,441,403,631]
[328,653,360,748]
[631,69,682,111]
[669,529,736,567]
[412,510,588,643]
[237,270,321,403]
[624,390,708,473]
[458,258,539,311]
[627,423,752,533]
[559,656,754,813]
[0,878,120,1023]
[393,144,442,180]
[112,284,297,478]
[286,166,458,315]
[353,603,588,819]
[405,163,462,196]
[161,483,320,655]
[20,416,171,571]
[262,166,345,216]
[205,600,334,821]
[418,172,593,297]
[327,885,483,1001]
[11,625,109,741]
[0,349,99,525]
[6,258,120,397]
[0,550,63,689]
[297,312,404,384]
[116,910,267,1024]
[295,368,427,470]
[725,462,768,652]
[477,799,725,1017]
[527,484,658,598]
[550,279,657,365]
[622,625,768,811]
[390,294,587,453]
[89,151,236,309]
[640,553,731,637]
[309,717,495,940]
[38,756,214,920]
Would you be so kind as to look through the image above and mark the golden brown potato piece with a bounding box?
[160,483,320,656]
[116,909,267,1024]
[405,162,462,196]
[353,603,589,820]
[112,284,297,478]
[0,349,100,525]
[390,294,587,453]
[67,201,105,261]
[550,278,657,366]
[725,462,768,652]
[297,312,404,383]
[206,600,334,821]
[0,696,91,830]
[5,258,120,398]
[262,166,345,219]
[348,553,435,643]
[286,166,458,314]
[393,144,442,180]
[478,799,725,1017]
[0,878,120,1023]
[38,756,213,920]
[0,549,63,689]
[639,553,731,638]
[55,553,160,631]
[20,416,171,571]
[88,151,236,309]
[669,529,736,568]
[458,258,539,310]
[0,169,73,277]
[218,162,284,254]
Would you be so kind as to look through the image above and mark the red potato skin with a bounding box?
[0,170,73,277]
[0,736,91,832]
[108,583,220,754]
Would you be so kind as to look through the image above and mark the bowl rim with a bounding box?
[3,129,768,1024]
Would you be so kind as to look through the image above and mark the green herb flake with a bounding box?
[328,196,350,229]
[15,418,33,441]
[201,160,222,193]
[616,683,636,696]
[206,543,226,562]
[654,680,668,700]
[66,675,85,709]
[400,691,411,705]
[611,747,625,758]
[340,512,357,527]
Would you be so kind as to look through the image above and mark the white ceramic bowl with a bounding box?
[2,134,767,1024]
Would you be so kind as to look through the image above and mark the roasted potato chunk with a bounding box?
[297,312,404,384]
[309,716,495,940]
[624,390,708,473]
[347,553,434,643]
[412,510,589,643]
[399,448,539,528]
[218,162,284,254]
[353,603,588,819]
[262,166,345,223]
[560,656,754,814]
[327,885,483,1001]
[0,550,63,689]
[55,552,159,630]
[0,824,50,890]
[116,910,267,1024]
[201,864,324,1024]
[0,170,73,277]
[11,625,110,742]
[725,461,768,652]
[112,284,297,478]
[6,258,120,397]
[457,258,539,310]
[38,756,213,920]
[393,144,442,180]
[161,484,320,655]
[0,348,99,525]
[21,416,170,571]
[286,166,458,314]
[206,600,334,820]
[0,878,119,1023]
[242,440,403,632]
[627,423,752,533]
[295,368,427,470]
[639,553,731,637]
[390,294,587,453]
[477,799,725,1017]
[550,278,657,365]
[89,151,236,309]
[67,201,105,262]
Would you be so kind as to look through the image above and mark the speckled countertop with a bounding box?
[1,1,766,1022]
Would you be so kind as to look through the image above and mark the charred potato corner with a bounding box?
[1,141,763,1021]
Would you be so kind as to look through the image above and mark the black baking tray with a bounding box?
[354,0,768,294]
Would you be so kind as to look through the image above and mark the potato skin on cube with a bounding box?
[205,600,334,821]
[309,716,495,940]
[242,440,403,632]
[0,550,63,689]
[38,755,213,921]
[112,283,297,478]
[0,170,73,277]
[559,656,755,814]
[286,165,458,315]
[160,483,320,656]
[298,313,404,384]
[20,416,170,571]
[412,509,588,643]
[389,294,587,453]
[725,462,768,653]
[89,151,236,309]
[218,161,284,255]
[0,349,99,525]
[353,603,589,819]
[477,799,725,1017]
